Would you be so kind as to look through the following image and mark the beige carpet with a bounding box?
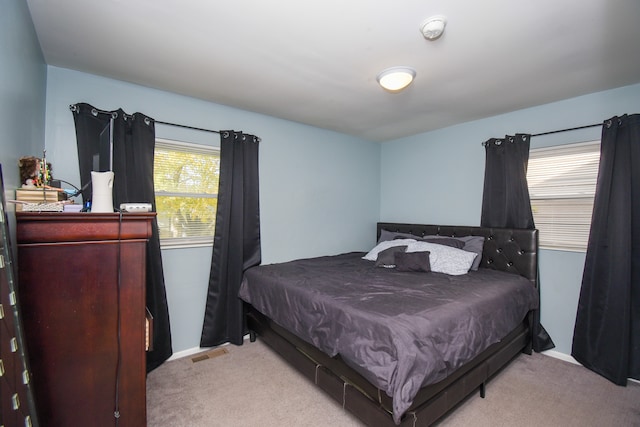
[147,340,640,427]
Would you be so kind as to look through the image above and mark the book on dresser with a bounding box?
[14,188,67,211]
[16,212,155,427]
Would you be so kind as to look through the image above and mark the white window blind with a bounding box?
[527,140,600,251]
[154,138,220,248]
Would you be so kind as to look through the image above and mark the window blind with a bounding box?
[527,140,600,251]
[154,139,220,247]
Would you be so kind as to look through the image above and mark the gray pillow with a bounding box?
[416,237,465,249]
[378,229,422,243]
[375,245,408,268]
[456,236,485,270]
[395,251,431,272]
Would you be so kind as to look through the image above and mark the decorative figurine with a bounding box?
[18,153,52,188]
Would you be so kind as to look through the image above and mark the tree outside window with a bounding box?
[154,139,220,248]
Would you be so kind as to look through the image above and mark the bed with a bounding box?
[240,222,539,426]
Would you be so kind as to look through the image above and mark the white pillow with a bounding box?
[362,239,416,261]
[405,241,477,275]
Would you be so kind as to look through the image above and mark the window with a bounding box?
[527,140,600,251]
[154,138,220,248]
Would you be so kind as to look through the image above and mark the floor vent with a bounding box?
[191,348,229,363]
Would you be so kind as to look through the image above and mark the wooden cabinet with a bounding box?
[16,212,154,427]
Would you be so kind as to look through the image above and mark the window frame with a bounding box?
[527,140,600,252]
[154,138,220,250]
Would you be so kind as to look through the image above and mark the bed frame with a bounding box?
[246,223,539,426]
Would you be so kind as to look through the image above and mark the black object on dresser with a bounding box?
[16,212,154,427]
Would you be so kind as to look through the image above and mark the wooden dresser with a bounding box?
[16,212,154,427]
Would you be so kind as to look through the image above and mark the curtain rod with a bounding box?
[154,120,220,135]
[69,105,221,135]
[531,122,601,138]
[481,121,602,146]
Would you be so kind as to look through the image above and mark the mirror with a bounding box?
[0,164,39,426]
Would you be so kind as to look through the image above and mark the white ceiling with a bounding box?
[26,0,640,142]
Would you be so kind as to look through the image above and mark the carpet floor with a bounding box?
[147,340,640,426]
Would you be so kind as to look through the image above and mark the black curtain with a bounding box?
[72,103,172,372]
[200,131,261,347]
[572,114,640,385]
[481,133,555,352]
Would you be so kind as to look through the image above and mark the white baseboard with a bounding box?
[167,335,252,362]
[541,350,640,384]
[541,349,580,365]
[168,346,214,361]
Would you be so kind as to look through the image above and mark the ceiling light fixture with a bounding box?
[376,67,416,93]
[420,15,447,40]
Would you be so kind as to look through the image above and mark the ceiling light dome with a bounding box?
[377,67,416,93]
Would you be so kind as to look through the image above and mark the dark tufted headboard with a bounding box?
[377,223,539,287]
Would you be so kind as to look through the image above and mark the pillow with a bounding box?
[375,246,408,268]
[456,236,485,270]
[421,235,485,270]
[405,241,477,275]
[416,237,465,249]
[363,239,416,261]
[378,229,422,243]
[395,251,431,272]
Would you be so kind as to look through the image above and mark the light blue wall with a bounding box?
[380,83,640,354]
[0,0,47,192]
[0,0,46,255]
[44,67,381,353]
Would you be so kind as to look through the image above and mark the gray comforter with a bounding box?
[239,252,538,423]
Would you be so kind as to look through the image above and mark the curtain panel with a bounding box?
[481,134,535,230]
[200,131,261,347]
[481,134,555,352]
[72,103,172,372]
[572,114,640,384]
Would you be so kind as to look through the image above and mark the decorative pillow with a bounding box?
[363,239,417,261]
[375,246,408,268]
[405,241,477,275]
[395,251,431,272]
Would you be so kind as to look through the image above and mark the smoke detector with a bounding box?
[420,15,447,40]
